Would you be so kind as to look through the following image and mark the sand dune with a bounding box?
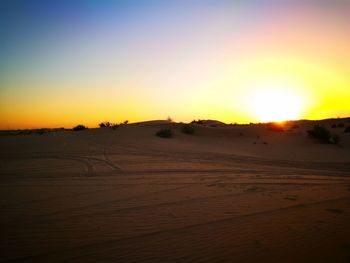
[1,120,350,262]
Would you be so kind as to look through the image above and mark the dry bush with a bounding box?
[182,125,195,135]
[156,128,173,138]
[307,125,339,144]
[72,125,87,131]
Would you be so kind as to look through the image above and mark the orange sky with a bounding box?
[1,1,349,129]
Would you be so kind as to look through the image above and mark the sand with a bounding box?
[1,120,350,262]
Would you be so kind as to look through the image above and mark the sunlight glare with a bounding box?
[248,83,304,123]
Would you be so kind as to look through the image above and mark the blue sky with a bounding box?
[1,0,349,128]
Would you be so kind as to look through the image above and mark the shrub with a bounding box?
[99,122,110,128]
[345,126,350,133]
[156,128,173,138]
[123,120,129,125]
[73,125,87,131]
[182,125,195,135]
[191,120,203,124]
[307,125,338,144]
[337,123,345,128]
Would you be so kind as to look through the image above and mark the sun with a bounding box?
[248,87,303,123]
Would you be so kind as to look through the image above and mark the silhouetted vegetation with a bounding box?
[98,121,122,129]
[99,121,111,128]
[72,125,87,131]
[156,128,173,138]
[345,126,350,133]
[307,125,339,144]
[191,119,203,124]
[182,125,195,135]
[307,125,330,142]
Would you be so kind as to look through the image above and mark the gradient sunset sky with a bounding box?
[1,0,349,129]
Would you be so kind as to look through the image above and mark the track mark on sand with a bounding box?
[3,184,194,225]
[38,155,94,173]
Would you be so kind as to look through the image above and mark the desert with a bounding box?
[1,1,350,262]
[1,119,350,262]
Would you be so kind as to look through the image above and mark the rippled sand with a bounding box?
[1,122,350,262]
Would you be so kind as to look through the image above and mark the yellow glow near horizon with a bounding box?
[1,1,349,129]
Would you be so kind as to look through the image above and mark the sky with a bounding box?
[0,0,349,129]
